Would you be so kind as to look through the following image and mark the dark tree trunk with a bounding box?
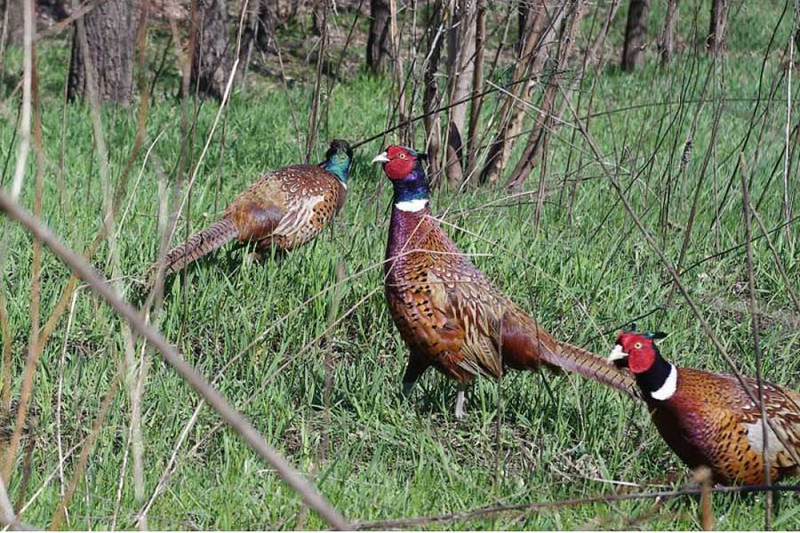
[658,0,678,65]
[444,122,463,188]
[67,0,136,104]
[311,0,324,35]
[4,0,24,46]
[707,0,727,56]
[39,0,69,21]
[366,0,390,73]
[517,0,528,52]
[192,0,235,101]
[250,0,276,52]
[621,0,650,71]
[465,0,485,180]
[422,1,444,185]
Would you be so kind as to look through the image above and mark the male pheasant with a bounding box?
[151,139,353,280]
[372,145,640,418]
[609,330,800,485]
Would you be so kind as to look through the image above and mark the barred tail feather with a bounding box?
[542,341,643,401]
[150,218,237,281]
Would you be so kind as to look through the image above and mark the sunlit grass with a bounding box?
[0,1,798,528]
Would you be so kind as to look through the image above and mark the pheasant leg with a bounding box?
[454,385,467,420]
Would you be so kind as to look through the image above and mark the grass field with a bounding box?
[1,0,799,529]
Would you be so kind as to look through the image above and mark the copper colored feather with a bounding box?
[611,331,800,485]
[148,140,352,283]
[374,145,641,417]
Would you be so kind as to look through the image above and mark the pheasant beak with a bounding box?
[607,344,628,364]
[372,151,389,164]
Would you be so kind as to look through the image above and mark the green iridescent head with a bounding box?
[322,139,354,184]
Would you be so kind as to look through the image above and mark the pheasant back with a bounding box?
[656,368,800,485]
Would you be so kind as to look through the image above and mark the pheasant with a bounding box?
[372,145,641,419]
[150,139,353,280]
[609,330,800,485]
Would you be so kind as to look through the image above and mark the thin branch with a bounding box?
[8,0,33,200]
[739,153,772,529]
[50,372,121,530]
[0,192,350,530]
[354,484,800,530]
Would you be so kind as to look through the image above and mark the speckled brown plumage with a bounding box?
[150,140,352,281]
[654,369,800,485]
[611,331,800,485]
[375,146,641,414]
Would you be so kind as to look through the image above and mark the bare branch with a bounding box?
[0,192,350,530]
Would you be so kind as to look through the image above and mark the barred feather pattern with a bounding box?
[159,218,237,277]
[385,205,641,399]
[543,341,642,400]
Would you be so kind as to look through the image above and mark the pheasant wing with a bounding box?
[427,266,505,379]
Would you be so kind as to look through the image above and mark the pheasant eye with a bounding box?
[398,153,407,159]
[634,342,642,349]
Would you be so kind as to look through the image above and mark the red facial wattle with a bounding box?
[627,344,656,374]
[381,146,416,180]
[384,157,414,180]
[617,333,657,374]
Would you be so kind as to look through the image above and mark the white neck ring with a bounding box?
[395,199,428,212]
[650,364,678,401]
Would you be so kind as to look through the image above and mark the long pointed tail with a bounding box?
[541,341,643,401]
[149,217,237,282]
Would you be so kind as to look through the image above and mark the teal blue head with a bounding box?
[322,139,353,184]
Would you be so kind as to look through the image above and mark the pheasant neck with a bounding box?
[323,158,351,186]
[386,166,432,263]
[392,164,429,212]
[636,353,677,401]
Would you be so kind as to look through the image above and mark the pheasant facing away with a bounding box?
[372,145,641,418]
[150,139,353,281]
[609,330,800,485]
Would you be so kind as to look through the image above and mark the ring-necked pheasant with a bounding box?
[609,330,800,485]
[372,145,641,418]
[150,139,353,281]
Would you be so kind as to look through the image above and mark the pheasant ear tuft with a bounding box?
[648,331,668,340]
[417,152,428,161]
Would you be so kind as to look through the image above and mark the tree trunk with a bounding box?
[444,123,463,188]
[191,0,235,101]
[480,0,567,184]
[621,0,649,71]
[39,0,69,21]
[252,0,276,52]
[516,0,530,53]
[4,0,24,46]
[366,0,390,73]
[465,0,485,180]
[658,0,678,65]
[506,0,582,190]
[311,0,323,35]
[707,0,727,56]
[67,0,136,103]
[444,0,476,188]
[422,1,444,185]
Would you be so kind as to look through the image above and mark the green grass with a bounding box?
[1,0,799,529]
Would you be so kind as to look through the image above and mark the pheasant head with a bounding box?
[323,139,354,184]
[372,145,429,212]
[609,330,676,400]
